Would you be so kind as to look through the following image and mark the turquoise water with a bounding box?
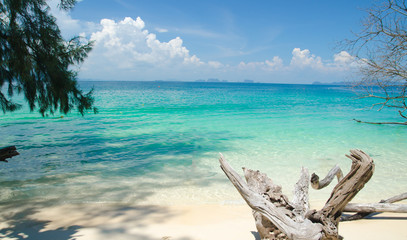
[1,81,406,205]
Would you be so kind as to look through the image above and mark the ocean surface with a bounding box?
[1,81,406,205]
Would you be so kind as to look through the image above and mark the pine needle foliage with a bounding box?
[0,0,96,116]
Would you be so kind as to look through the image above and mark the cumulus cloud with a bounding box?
[265,56,284,70]
[238,56,284,71]
[234,48,358,82]
[238,48,356,74]
[80,17,205,80]
[49,5,357,82]
[290,48,323,69]
[90,17,201,66]
[333,51,356,67]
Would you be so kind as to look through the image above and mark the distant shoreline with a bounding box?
[78,79,350,86]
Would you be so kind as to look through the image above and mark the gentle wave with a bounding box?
[1,81,406,205]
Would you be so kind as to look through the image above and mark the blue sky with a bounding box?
[51,0,374,83]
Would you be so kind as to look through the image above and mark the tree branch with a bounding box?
[341,192,407,221]
[343,203,407,213]
[353,118,407,125]
[344,0,407,122]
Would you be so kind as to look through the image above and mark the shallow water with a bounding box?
[1,81,406,205]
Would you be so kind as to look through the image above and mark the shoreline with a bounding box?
[1,202,406,240]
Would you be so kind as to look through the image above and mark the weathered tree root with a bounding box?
[220,149,375,240]
[312,164,407,221]
[220,154,323,240]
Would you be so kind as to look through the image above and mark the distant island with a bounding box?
[78,79,352,85]
[196,78,229,82]
[312,81,350,85]
[194,78,257,83]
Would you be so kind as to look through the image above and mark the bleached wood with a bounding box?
[243,168,291,239]
[308,149,375,237]
[311,164,343,190]
[219,150,375,240]
[219,154,323,240]
[242,167,311,239]
[291,167,310,221]
[343,203,407,213]
[342,192,407,221]
[383,192,407,203]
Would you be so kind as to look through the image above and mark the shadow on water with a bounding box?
[0,125,241,204]
[1,127,238,177]
[0,160,231,205]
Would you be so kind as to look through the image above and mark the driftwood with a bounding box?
[220,149,375,240]
[343,203,407,213]
[341,192,407,221]
[310,165,343,190]
[353,118,407,125]
[243,167,311,239]
[220,154,323,240]
[0,146,19,162]
[313,165,407,221]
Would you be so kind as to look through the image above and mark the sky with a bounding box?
[50,0,374,83]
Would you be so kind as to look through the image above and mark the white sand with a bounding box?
[0,203,406,240]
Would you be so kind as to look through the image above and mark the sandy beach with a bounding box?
[1,202,406,240]
[2,0,407,238]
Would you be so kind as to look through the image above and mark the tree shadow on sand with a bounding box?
[0,202,196,240]
[0,207,80,240]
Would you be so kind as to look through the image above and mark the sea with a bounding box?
[1,81,406,206]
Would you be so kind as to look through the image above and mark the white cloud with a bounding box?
[334,51,352,63]
[290,48,323,69]
[208,61,223,68]
[233,49,358,82]
[48,1,80,34]
[237,56,283,71]
[80,17,204,79]
[48,5,357,83]
[155,27,169,33]
[237,48,356,74]
[265,56,284,70]
[333,51,356,68]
